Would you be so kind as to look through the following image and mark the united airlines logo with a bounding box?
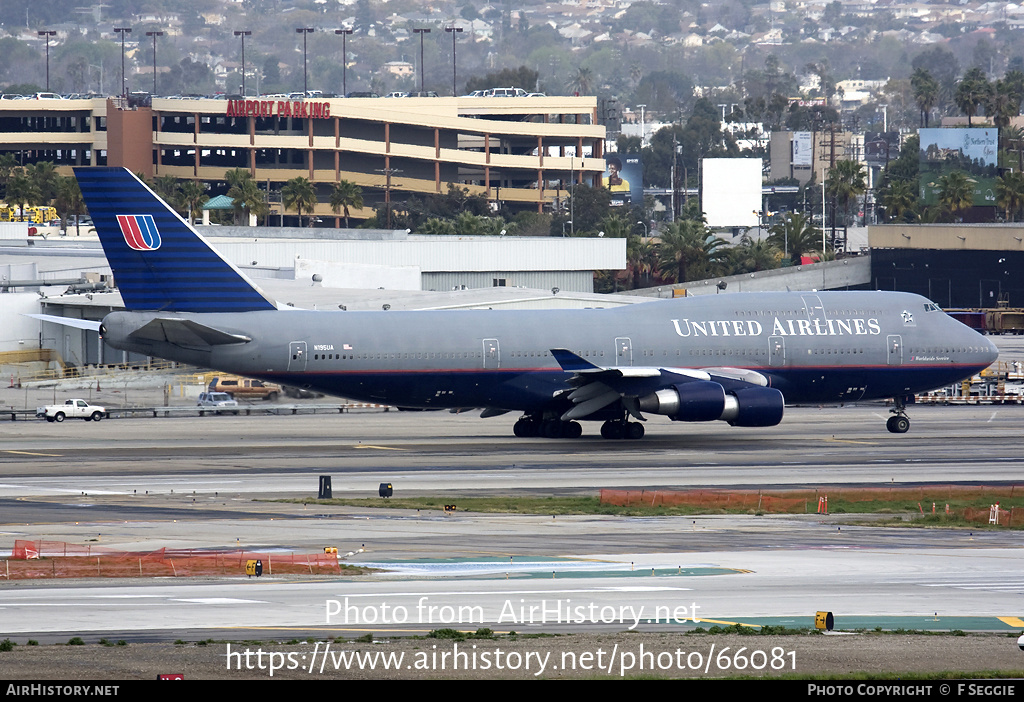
[117,214,162,251]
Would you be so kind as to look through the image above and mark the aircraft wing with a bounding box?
[23,314,102,332]
[128,318,252,348]
[550,348,769,421]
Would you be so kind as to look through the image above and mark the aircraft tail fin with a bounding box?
[74,167,277,313]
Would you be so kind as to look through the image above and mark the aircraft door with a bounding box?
[288,341,307,371]
[887,335,903,366]
[801,294,827,327]
[483,338,500,369]
[614,337,632,366]
[768,335,786,367]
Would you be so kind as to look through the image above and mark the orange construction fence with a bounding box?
[600,486,1023,526]
[3,540,341,580]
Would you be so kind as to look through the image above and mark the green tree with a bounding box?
[228,177,269,226]
[0,153,19,200]
[911,67,939,128]
[566,67,593,96]
[955,67,990,127]
[995,171,1024,222]
[936,171,976,221]
[281,177,318,227]
[5,173,41,218]
[826,160,866,226]
[54,175,86,234]
[768,212,822,263]
[329,180,364,228]
[656,219,726,283]
[26,161,59,204]
[177,180,209,224]
[880,179,917,223]
[731,234,781,274]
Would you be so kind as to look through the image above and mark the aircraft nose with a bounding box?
[983,335,999,365]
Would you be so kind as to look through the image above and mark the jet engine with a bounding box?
[637,382,784,427]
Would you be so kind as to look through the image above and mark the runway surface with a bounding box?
[1,402,1022,648]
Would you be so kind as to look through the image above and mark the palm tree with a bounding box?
[566,67,593,96]
[732,234,781,274]
[656,219,726,283]
[0,153,20,200]
[995,171,1024,222]
[281,177,318,227]
[26,161,59,204]
[177,180,209,224]
[151,175,181,204]
[5,173,41,219]
[228,177,269,226]
[329,180,364,228]
[911,67,939,128]
[955,67,990,126]
[825,159,866,226]
[768,211,821,263]
[54,176,86,234]
[880,179,917,222]
[626,236,657,289]
[935,171,976,221]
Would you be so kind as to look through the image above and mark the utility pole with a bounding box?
[234,30,251,96]
[38,30,56,92]
[413,28,431,93]
[114,27,132,99]
[145,31,163,95]
[334,28,353,96]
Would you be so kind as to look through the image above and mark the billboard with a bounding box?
[792,132,813,167]
[919,128,998,207]
[603,154,642,207]
[702,158,762,228]
[864,132,900,167]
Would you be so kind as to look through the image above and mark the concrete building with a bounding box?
[0,94,606,224]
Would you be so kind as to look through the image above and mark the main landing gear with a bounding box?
[512,413,646,439]
[513,415,582,439]
[886,397,910,434]
[600,419,645,440]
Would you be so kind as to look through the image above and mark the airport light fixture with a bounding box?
[334,28,353,96]
[37,31,56,92]
[413,28,431,93]
[296,27,315,95]
[114,27,132,98]
[445,26,463,97]
[234,30,251,96]
[145,31,163,95]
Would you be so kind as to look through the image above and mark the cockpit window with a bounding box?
[923,303,940,312]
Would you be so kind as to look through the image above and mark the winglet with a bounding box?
[550,348,601,372]
[74,167,277,313]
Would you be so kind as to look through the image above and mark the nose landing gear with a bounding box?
[886,397,910,433]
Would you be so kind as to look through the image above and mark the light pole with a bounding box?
[234,30,251,96]
[145,31,163,95]
[636,220,648,238]
[334,28,352,96]
[445,26,462,97]
[413,28,431,93]
[37,30,56,92]
[114,27,132,98]
[296,27,315,95]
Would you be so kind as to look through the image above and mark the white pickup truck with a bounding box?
[36,399,107,422]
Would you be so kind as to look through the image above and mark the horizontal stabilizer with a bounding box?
[550,348,601,372]
[23,314,102,332]
[128,318,252,347]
